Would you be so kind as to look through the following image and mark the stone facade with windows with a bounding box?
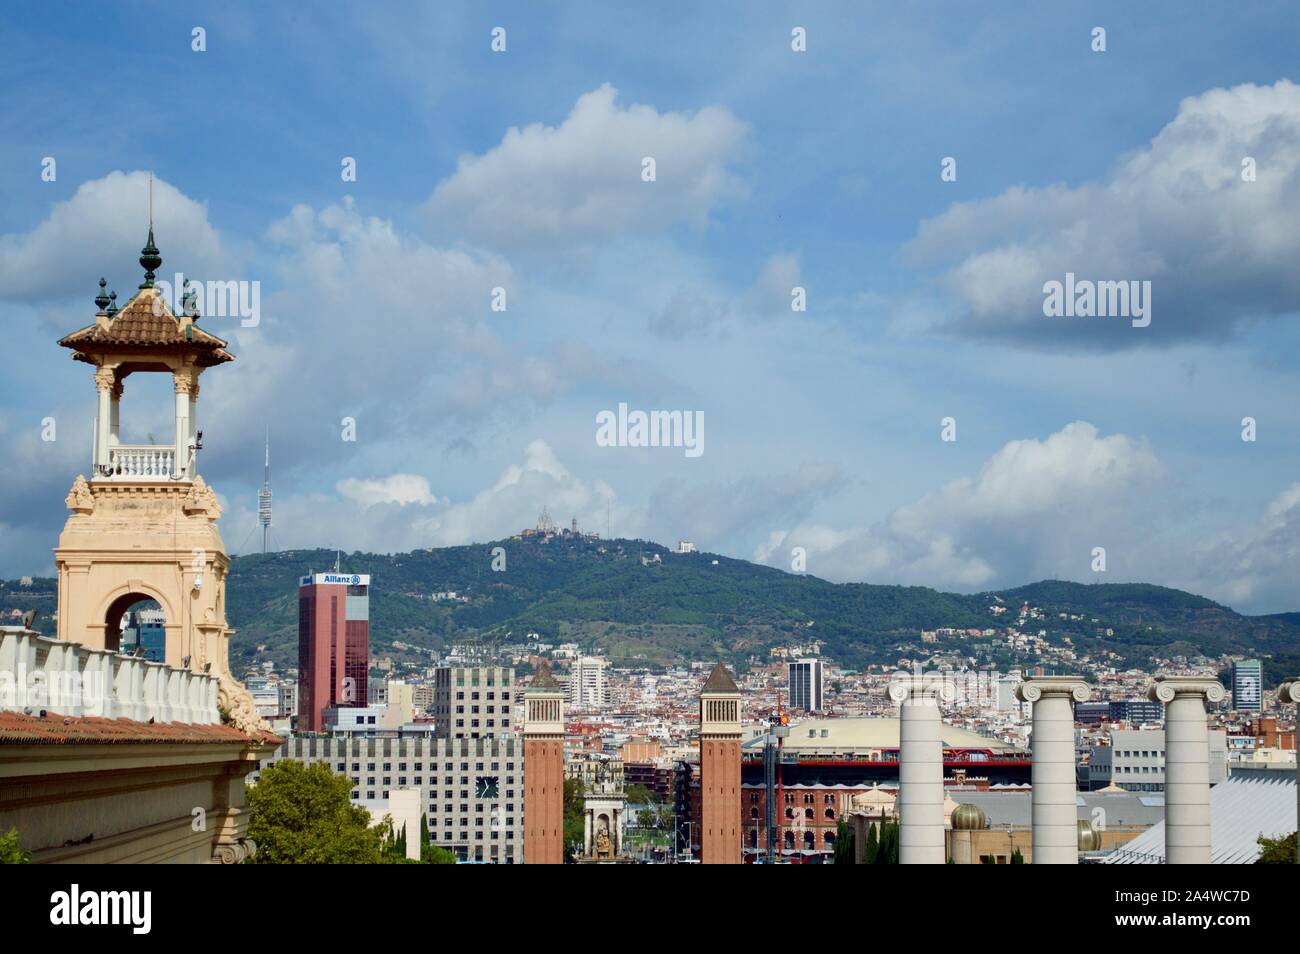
[433,665,515,739]
[254,734,523,863]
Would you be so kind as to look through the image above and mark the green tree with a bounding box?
[0,828,29,864]
[636,808,656,829]
[1010,847,1025,864]
[863,822,879,864]
[423,843,458,864]
[563,777,586,859]
[625,783,654,805]
[875,819,899,864]
[1256,831,1297,863]
[656,805,674,829]
[248,760,384,864]
[833,818,855,864]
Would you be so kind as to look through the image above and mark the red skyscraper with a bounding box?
[297,572,370,732]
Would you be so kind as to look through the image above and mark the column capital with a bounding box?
[1148,676,1226,705]
[1016,676,1091,704]
[888,670,955,705]
[173,367,200,394]
[1277,679,1300,704]
[94,366,116,391]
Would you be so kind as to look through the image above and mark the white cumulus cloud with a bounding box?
[425,84,751,247]
[759,422,1165,589]
[337,474,443,508]
[0,171,238,302]
[906,80,1300,349]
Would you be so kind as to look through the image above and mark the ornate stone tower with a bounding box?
[53,231,263,733]
[523,660,565,864]
[699,662,742,864]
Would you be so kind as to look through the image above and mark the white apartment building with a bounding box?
[569,656,610,709]
[788,658,824,713]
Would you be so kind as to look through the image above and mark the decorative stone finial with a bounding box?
[139,227,162,288]
[105,290,118,317]
[65,475,95,514]
[94,278,111,313]
[182,475,221,519]
[182,282,199,318]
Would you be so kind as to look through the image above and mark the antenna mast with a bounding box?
[257,429,272,553]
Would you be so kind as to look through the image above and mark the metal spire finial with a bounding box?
[139,173,161,289]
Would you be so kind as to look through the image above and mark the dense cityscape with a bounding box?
[236,520,1293,864]
[2,1,1295,936]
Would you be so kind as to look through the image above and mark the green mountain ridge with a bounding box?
[6,536,1296,677]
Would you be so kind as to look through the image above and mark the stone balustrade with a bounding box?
[0,626,218,725]
[104,444,177,480]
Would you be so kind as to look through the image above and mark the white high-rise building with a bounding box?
[1232,659,1263,713]
[788,658,824,713]
[569,656,610,709]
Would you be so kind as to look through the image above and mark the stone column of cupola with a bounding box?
[93,366,115,475]
[109,379,123,449]
[188,380,200,474]
[173,369,197,479]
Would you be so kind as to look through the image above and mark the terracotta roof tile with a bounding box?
[0,709,281,746]
[59,290,233,364]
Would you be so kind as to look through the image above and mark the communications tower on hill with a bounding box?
[258,431,272,554]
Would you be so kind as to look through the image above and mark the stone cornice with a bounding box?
[1147,676,1227,705]
[1016,676,1091,704]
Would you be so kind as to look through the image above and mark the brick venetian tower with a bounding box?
[523,660,565,864]
[53,229,263,734]
[699,662,742,864]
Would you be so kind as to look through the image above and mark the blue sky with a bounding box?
[2,2,1298,613]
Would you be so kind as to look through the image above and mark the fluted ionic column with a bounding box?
[1276,679,1300,864]
[1149,676,1225,864]
[94,366,115,474]
[1017,677,1090,864]
[173,371,196,479]
[889,671,954,864]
